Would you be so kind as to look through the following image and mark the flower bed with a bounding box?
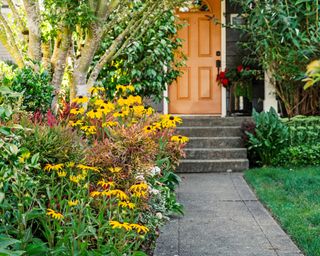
[0,85,188,255]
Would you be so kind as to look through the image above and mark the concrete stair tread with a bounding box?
[177,126,241,129]
[189,136,241,139]
[184,148,246,151]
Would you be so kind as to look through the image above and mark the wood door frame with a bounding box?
[163,0,227,117]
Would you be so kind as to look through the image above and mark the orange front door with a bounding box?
[169,1,221,114]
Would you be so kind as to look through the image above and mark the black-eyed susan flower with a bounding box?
[133,105,145,117]
[90,191,101,197]
[171,135,189,143]
[70,108,85,115]
[68,200,79,207]
[57,170,67,177]
[97,179,115,189]
[47,208,64,220]
[44,163,64,171]
[145,106,154,116]
[143,125,155,134]
[129,183,148,193]
[69,175,81,184]
[113,110,129,118]
[118,201,135,209]
[102,121,118,127]
[128,95,142,105]
[68,120,83,127]
[109,220,132,231]
[108,167,122,173]
[87,109,103,119]
[110,189,129,201]
[89,86,105,95]
[161,115,182,128]
[130,223,149,234]
[72,96,89,104]
[80,125,97,135]
[66,162,75,168]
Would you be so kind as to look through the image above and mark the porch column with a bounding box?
[263,71,278,112]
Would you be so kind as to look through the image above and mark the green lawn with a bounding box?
[244,167,320,256]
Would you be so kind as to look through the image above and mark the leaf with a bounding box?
[132,252,148,256]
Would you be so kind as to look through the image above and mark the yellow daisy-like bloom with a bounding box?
[80,126,97,134]
[98,105,112,114]
[128,95,142,105]
[47,208,64,220]
[143,125,155,134]
[113,110,129,118]
[94,99,104,106]
[66,162,75,168]
[70,108,85,115]
[109,220,132,231]
[102,121,118,127]
[68,200,79,207]
[116,84,135,93]
[130,223,149,234]
[132,191,148,198]
[145,106,154,116]
[87,109,103,119]
[44,163,64,172]
[171,135,189,144]
[90,191,101,197]
[118,201,135,209]
[19,152,31,163]
[57,170,67,177]
[117,97,130,106]
[77,164,100,172]
[152,122,162,131]
[110,189,129,201]
[108,167,122,173]
[68,120,84,127]
[72,96,89,104]
[161,115,182,128]
[70,175,81,184]
[97,179,115,189]
[89,86,105,94]
[130,183,148,193]
[133,105,145,117]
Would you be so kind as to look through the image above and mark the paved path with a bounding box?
[154,173,303,256]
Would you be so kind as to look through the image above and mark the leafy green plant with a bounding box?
[246,108,289,166]
[2,66,54,113]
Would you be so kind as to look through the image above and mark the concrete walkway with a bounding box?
[154,173,303,256]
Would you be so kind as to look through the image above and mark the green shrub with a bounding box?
[20,123,86,165]
[246,108,289,166]
[272,143,320,167]
[2,66,54,113]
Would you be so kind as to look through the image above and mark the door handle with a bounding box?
[216,59,221,74]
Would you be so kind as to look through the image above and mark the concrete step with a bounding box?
[176,159,249,173]
[187,137,244,148]
[180,116,251,127]
[177,126,242,137]
[185,148,247,160]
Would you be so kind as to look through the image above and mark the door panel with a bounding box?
[169,1,221,115]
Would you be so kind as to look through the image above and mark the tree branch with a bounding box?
[7,0,27,33]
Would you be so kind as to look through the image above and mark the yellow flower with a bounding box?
[110,189,129,201]
[171,135,189,144]
[113,110,129,118]
[161,115,182,128]
[89,86,105,94]
[68,120,83,127]
[44,163,64,172]
[80,126,97,134]
[102,121,118,127]
[152,122,162,132]
[97,179,115,189]
[66,162,75,168]
[108,167,122,173]
[19,152,31,163]
[116,84,135,93]
[70,175,81,184]
[132,105,145,117]
[130,223,149,234]
[145,106,154,116]
[47,208,64,220]
[99,104,113,114]
[128,95,142,105]
[117,97,130,106]
[70,108,85,115]
[77,164,100,172]
[143,125,155,134]
[109,220,132,231]
[57,170,67,177]
[87,109,103,119]
[129,183,148,193]
[90,191,101,197]
[118,201,135,209]
[68,200,79,207]
[72,96,89,104]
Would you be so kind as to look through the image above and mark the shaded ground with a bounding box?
[154,173,303,256]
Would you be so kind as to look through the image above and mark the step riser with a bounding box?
[188,138,244,148]
[181,120,247,127]
[176,161,249,173]
[178,128,242,137]
[185,150,247,160]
